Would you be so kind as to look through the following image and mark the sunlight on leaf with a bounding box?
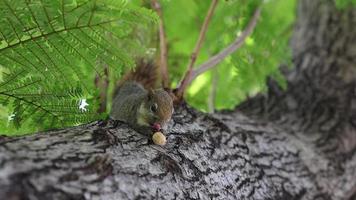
[79,98,89,112]
[188,73,210,96]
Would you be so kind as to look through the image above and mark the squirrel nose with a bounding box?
[152,123,161,132]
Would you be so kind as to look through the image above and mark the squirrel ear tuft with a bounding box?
[148,89,155,100]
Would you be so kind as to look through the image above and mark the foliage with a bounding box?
[160,0,296,111]
[0,0,297,135]
[0,0,156,135]
[335,0,356,9]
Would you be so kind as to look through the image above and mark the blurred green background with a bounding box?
[2,0,351,135]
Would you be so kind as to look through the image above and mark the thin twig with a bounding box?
[175,0,219,99]
[184,8,261,89]
[95,63,109,114]
[151,0,170,88]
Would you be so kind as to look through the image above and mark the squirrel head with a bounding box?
[137,89,173,131]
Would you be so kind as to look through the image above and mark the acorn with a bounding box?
[152,131,166,146]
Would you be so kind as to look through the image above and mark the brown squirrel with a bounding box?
[110,60,173,136]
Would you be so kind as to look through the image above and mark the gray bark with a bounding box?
[1,0,355,199]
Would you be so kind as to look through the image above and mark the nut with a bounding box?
[152,131,166,146]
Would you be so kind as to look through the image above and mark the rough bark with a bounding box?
[0,0,355,199]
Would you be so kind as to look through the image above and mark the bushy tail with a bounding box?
[116,59,159,91]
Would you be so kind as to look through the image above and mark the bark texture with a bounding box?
[1,0,355,199]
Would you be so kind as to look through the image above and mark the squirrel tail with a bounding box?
[116,59,159,90]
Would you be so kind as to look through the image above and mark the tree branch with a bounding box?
[0,103,355,199]
[151,0,170,88]
[185,8,261,89]
[175,0,219,99]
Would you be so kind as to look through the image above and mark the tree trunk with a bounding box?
[1,0,355,199]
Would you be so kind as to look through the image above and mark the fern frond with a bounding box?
[0,73,94,129]
[0,0,156,134]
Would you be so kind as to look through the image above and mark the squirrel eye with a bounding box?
[150,103,158,112]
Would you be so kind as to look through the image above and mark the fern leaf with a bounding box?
[0,0,156,134]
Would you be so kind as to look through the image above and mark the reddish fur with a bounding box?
[117,59,159,90]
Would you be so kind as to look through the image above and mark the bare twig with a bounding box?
[95,62,109,114]
[151,0,170,88]
[176,8,261,99]
[175,0,219,99]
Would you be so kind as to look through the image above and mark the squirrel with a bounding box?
[110,59,174,136]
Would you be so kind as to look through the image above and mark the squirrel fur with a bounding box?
[110,60,173,135]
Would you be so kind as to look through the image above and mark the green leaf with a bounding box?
[335,0,356,9]
[0,0,155,135]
